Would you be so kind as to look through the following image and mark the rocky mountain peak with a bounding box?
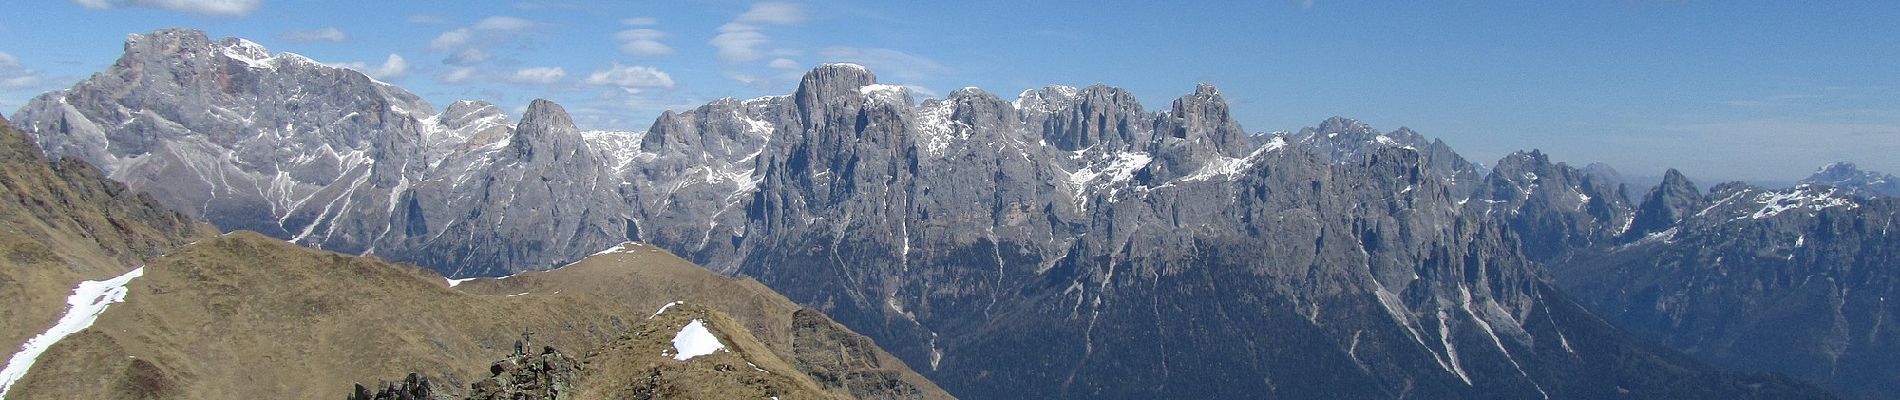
[441,100,505,122]
[508,99,581,161]
[1623,168,1706,240]
[122,28,213,58]
[1041,84,1149,151]
[794,63,878,120]
[1317,116,1376,136]
[1161,83,1244,150]
[519,99,574,131]
[1011,84,1081,121]
[1388,126,1426,142]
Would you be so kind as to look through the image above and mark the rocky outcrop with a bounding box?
[349,373,452,400]
[791,309,936,400]
[467,345,580,400]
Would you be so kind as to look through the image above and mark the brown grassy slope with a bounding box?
[575,302,845,400]
[7,233,950,399]
[458,243,952,400]
[0,114,214,362]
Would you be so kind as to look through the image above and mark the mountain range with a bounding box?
[7,29,1894,398]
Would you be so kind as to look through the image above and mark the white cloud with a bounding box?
[710,2,806,64]
[817,47,949,81]
[430,28,473,51]
[711,29,769,63]
[70,0,260,16]
[615,29,672,57]
[429,17,540,65]
[333,54,409,81]
[734,2,807,25]
[902,84,940,99]
[282,27,346,43]
[0,52,40,89]
[768,58,800,70]
[407,15,447,24]
[622,17,657,26]
[474,16,535,31]
[437,67,477,84]
[584,64,675,90]
[508,67,566,84]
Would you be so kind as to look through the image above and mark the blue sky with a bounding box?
[2,1,1896,183]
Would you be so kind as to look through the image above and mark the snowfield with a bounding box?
[670,319,726,361]
[0,267,146,398]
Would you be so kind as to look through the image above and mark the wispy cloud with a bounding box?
[429,16,541,66]
[584,64,675,92]
[508,67,566,85]
[282,27,346,43]
[70,0,259,16]
[0,52,43,89]
[1722,94,1820,108]
[331,54,409,81]
[407,15,447,25]
[615,29,672,57]
[817,47,949,82]
[711,2,806,63]
[734,2,807,25]
[431,29,474,52]
[473,16,535,31]
[437,67,477,84]
[621,17,657,26]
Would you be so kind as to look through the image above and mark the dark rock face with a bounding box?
[467,345,581,400]
[1469,150,1634,263]
[612,66,1825,399]
[11,30,626,276]
[392,99,629,277]
[1556,182,1900,399]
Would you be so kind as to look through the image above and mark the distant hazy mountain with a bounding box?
[1554,176,1900,399]
[1803,162,1900,198]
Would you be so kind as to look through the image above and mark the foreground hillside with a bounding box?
[1,232,947,399]
[0,114,214,395]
